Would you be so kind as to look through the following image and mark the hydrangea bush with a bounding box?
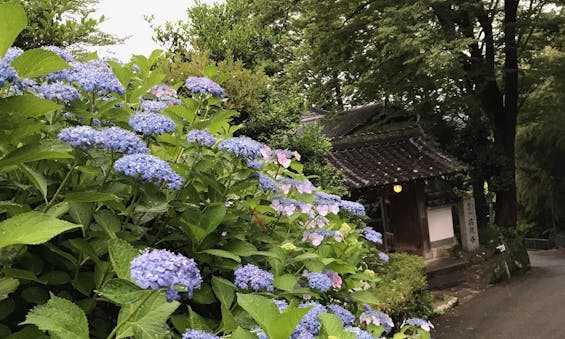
[0,4,432,338]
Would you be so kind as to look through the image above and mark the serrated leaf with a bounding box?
[18,164,48,202]
[274,274,297,292]
[0,278,19,301]
[0,212,81,248]
[350,290,381,305]
[108,238,139,280]
[203,65,218,78]
[93,209,120,238]
[211,276,235,307]
[21,294,89,339]
[0,95,62,120]
[11,49,69,78]
[0,140,72,169]
[98,279,145,305]
[0,2,27,58]
[115,291,179,339]
[231,327,257,339]
[201,249,241,263]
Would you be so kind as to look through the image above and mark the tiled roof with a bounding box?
[326,128,467,189]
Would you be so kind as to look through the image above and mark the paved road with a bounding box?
[432,249,565,339]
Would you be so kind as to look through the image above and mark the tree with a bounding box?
[3,0,118,50]
[251,0,564,229]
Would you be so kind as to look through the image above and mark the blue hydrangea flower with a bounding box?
[344,326,373,339]
[359,305,394,334]
[129,113,176,135]
[141,99,169,113]
[378,252,390,263]
[114,154,185,190]
[185,76,226,97]
[340,200,366,216]
[51,60,124,94]
[98,127,148,154]
[234,264,274,292]
[314,192,342,204]
[58,126,100,149]
[187,129,216,147]
[306,272,332,292]
[0,47,23,88]
[130,249,202,302]
[257,173,278,192]
[362,227,383,245]
[403,318,433,331]
[273,299,288,312]
[218,136,265,160]
[34,81,80,102]
[291,302,326,338]
[327,304,355,325]
[181,329,220,339]
[41,45,75,63]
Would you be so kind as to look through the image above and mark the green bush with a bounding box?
[371,253,433,320]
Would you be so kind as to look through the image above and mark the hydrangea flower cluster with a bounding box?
[187,129,216,147]
[271,197,312,216]
[114,154,185,190]
[234,264,274,292]
[361,227,383,245]
[258,173,278,192]
[141,99,169,113]
[402,318,434,332]
[0,47,23,88]
[324,269,343,289]
[98,127,149,154]
[218,136,265,160]
[305,272,333,292]
[34,81,80,102]
[379,252,390,262]
[292,302,326,338]
[302,229,343,246]
[261,147,301,168]
[41,45,75,63]
[50,60,124,94]
[181,329,220,339]
[327,304,355,325]
[340,200,366,216]
[185,76,226,97]
[345,326,374,339]
[279,178,315,194]
[129,113,176,135]
[150,84,177,98]
[359,305,395,334]
[58,126,100,149]
[314,192,341,216]
[130,249,202,302]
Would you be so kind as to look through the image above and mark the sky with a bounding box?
[92,0,216,61]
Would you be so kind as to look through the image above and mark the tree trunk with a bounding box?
[494,0,519,228]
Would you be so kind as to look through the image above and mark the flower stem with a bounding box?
[44,162,76,211]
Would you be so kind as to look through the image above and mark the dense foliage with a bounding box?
[0,4,432,339]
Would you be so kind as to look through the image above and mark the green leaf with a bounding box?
[97,279,146,305]
[0,2,27,58]
[3,268,45,284]
[18,164,48,202]
[115,291,179,339]
[237,293,310,339]
[192,283,216,304]
[318,313,357,339]
[0,140,72,169]
[350,290,381,305]
[0,95,63,121]
[201,203,226,233]
[65,192,120,203]
[211,276,235,307]
[93,209,120,238]
[274,274,297,292]
[0,211,81,248]
[11,49,69,78]
[188,306,214,331]
[203,65,218,78]
[231,327,257,339]
[0,278,19,301]
[108,238,139,280]
[21,294,89,339]
[201,249,241,263]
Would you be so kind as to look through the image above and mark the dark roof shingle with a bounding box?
[326,129,467,188]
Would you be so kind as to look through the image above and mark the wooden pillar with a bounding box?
[415,181,432,258]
